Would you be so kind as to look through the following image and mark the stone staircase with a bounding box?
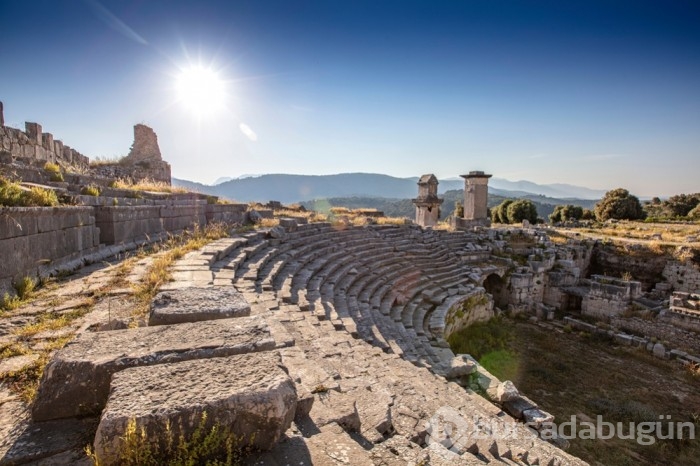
[19,223,588,465]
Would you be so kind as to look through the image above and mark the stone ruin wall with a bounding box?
[92,124,172,184]
[580,275,643,319]
[0,201,247,294]
[0,123,90,172]
[0,103,170,185]
[0,207,100,292]
[663,261,700,293]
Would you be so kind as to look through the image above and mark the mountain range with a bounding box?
[173,173,606,204]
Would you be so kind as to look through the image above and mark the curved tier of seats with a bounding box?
[213,223,486,374]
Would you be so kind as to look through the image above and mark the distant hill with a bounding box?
[172,172,605,204]
[301,190,596,221]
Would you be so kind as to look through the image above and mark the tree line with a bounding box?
[491,188,700,225]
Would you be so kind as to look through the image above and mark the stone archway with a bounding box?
[483,273,509,309]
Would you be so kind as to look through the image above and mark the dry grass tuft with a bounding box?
[109,178,190,194]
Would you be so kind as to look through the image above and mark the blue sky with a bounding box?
[1,0,698,196]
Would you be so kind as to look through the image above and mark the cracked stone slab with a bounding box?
[149,287,251,326]
[0,416,97,465]
[32,316,279,421]
[93,352,297,466]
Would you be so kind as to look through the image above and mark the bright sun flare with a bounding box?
[175,65,226,115]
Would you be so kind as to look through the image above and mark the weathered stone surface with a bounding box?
[495,380,520,403]
[653,342,666,359]
[93,352,297,466]
[32,316,277,421]
[0,416,97,465]
[523,408,554,429]
[248,210,263,224]
[309,391,361,432]
[268,226,286,239]
[149,287,250,326]
[503,395,538,419]
[446,356,476,379]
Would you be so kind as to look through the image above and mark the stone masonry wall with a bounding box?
[662,261,700,293]
[0,124,89,172]
[0,207,99,292]
[0,202,246,294]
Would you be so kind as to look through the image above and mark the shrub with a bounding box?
[454,201,464,218]
[0,178,59,207]
[44,162,64,182]
[81,185,100,196]
[0,177,24,205]
[594,188,645,221]
[506,199,538,224]
[550,204,584,223]
[22,187,59,206]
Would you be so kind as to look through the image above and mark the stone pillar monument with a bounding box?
[0,101,4,127]
[455,171,492,228]
[412,174,443,227]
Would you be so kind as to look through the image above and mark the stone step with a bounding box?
[93,351,297,466]
[32,316,283,421]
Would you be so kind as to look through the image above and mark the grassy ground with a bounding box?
[495,322,700,466]
[555,220,700,245]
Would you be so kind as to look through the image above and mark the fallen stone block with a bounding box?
[446,356,476,379]
[93,352,297,466]
[522,408,554,429]
[149,287,251,326]
[503,395,538,419]
[32,316,278,421]
[495,380,520,403]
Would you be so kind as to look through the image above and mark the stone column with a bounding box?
[461,171,492,223]
[412,174,443,227]
[0,101,4,127]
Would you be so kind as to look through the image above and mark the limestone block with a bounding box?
[279,217,298,231]
[268,226,286,239]
[495,380,520,403]
[446,356,476,379]
[523,408,554,429]
[32,316,277,421]
[503,395,538,419]
[93,352,297,466]
[309,390,361,432]
[149,287,251,326]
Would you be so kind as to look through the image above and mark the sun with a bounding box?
[175,65,226,116]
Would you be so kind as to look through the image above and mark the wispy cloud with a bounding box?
[239,123,258,142]
[526,153,547,160]
[83,0,148,45]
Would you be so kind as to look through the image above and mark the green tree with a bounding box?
[665,193,700,218]
[506,199,538,224]
[492,199,514,224]
[594,188,646,221]
[549,204,584,223]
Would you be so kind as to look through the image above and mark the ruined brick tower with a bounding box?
[412,174,443,227]
[121,124,171,185]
